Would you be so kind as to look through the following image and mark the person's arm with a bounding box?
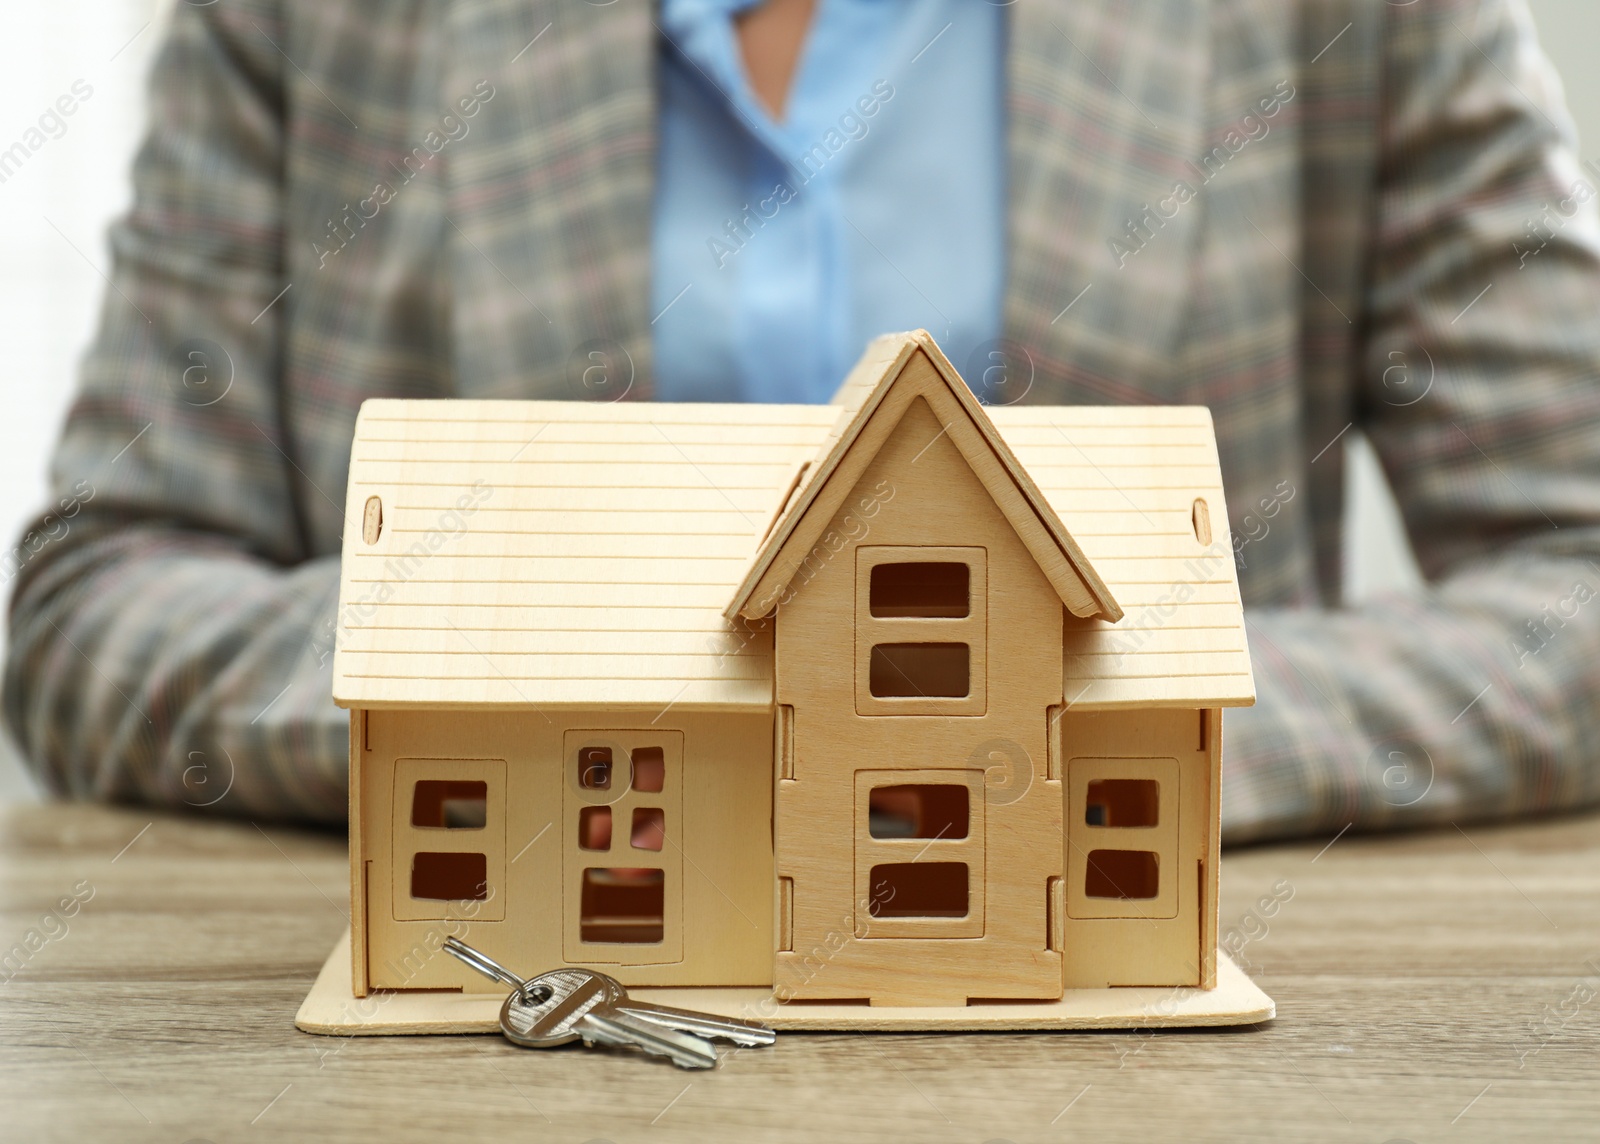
[1223,0,1600,844]
[3,0,347,822]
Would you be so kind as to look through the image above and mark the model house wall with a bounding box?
[770,392,1071,1004]
[354,708,774,993]
[1057,707,1221,989]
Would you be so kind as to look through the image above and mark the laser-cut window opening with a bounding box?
[580,868,665,944]
[869,562,970,618]
[631,808,665,852]
[410,851,488,901]
[578,806,612,851]
[1084,779,1160,828]
[1084,849,1160,900]
[578,746,612,790]
[868,643,970,698]
[411,780,488,829]
[631,747,665,793]
[868,785,970,839]
[868,862,969,918]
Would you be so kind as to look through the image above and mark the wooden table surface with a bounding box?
[1,802,1596,1143]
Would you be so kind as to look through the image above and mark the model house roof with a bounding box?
[332,332,1254,712]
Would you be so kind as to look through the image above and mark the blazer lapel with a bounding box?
[444,0,657,400]
[1005,0,1209,404]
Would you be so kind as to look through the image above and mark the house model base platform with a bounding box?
[296,931,1274,1034]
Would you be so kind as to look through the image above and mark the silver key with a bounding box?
[504,968,719,1070]
[443,938,729,1069]
[445,938,775,1048]
[604,980,777,1047]
[537,966,776,1047]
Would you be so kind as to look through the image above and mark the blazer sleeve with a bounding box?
[1223,0,1600,843]
[2,0,348,823]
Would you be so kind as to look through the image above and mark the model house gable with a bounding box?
[768,389,1063,719]
[725,331,1123,625]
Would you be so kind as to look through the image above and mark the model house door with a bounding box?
[561,730,684,966]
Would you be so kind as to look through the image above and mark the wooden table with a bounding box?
[1,802,1596,1142]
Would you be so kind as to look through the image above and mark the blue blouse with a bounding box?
[650,0,1005,403]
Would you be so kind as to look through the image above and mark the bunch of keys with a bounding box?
[443,937,776,1069]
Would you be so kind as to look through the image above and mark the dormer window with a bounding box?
[869,562,970,617]
[855,546,987,715]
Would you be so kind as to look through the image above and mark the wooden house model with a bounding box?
[331,330,1256,1011]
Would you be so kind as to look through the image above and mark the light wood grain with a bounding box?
[771,392,1071,1004]
[1057,708,1217,988]
[3,802,1596,1142]
[334,401,837,711]
[358,709,773,991]
[989,403,1253,708]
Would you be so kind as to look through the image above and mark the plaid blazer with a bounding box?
[6,0,1599,842]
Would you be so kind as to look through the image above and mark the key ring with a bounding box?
[443,936,552,1004]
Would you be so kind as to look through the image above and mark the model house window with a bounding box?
[577,746,613,789]
[572,743,668,940]
[572,743,669,942]
[855,547,987,715]
[853,770,986,939]
[867,784,970,839]
[580,868,665,944]
[631,747,665,792]
[867,862,969,918]
[571,748,667,867]
[1083,780,1161,898]
[410,851,489,901]
[868,643,970,698]
[391,759,507,923]
[411,780,488,829]
[1084,779,1159,828]
[1067,758,1179,920]
[869,562,970,617]
[631,807,666,851]
[578,806,612,850]
[1083,849,1160,900]
[562,732,685,965]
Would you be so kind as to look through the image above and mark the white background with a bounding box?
[0,0,1596,799]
